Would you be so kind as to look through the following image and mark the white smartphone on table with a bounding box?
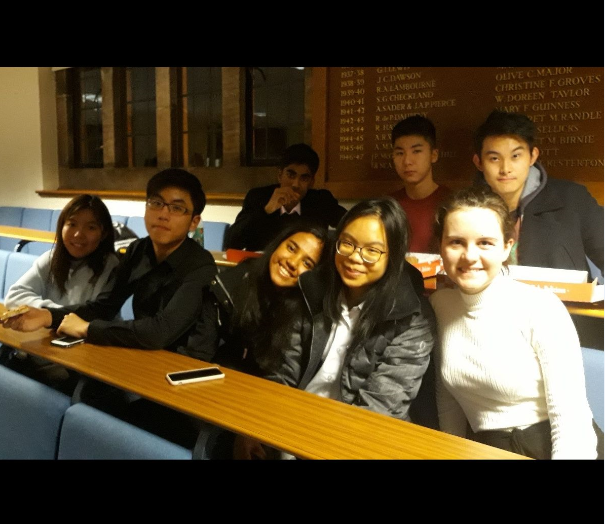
[166,366,225,385]
[51,335,85,348]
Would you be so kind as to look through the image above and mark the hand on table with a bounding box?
[57,313,89,339]
[0,306,52,332]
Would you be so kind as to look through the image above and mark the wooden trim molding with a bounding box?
[36,189,245,205]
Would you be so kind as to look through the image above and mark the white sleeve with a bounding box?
[4,251,63,309]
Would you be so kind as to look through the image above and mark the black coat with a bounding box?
[477,164,603,274]
[265,263,439,427]
[225,184,347,251]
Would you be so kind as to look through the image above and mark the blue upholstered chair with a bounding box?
[581,346,604,431]
[111,215,128,226]
[586,257,603,285]
[21,208,53,231]
[57,403,193,460]
[0,249,11,301]
[0,365,71,459]
[203,221,230,251]
[2,252,39,299]
[121,295,134,320]
[125,216,147,238]
[10,208,54,255]
[50,208,62,231]
[0,206,24,251]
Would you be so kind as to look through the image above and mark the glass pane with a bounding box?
[183,67,222,168]
[75,67,103,168]
[127,67,156,167]
[247,67,305,165]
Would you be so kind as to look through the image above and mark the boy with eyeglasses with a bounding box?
[2,168,218,361]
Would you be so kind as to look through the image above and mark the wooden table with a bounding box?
[0,313,527,460]
[0,225,55,251]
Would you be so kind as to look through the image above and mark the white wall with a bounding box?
[0,67,354,224]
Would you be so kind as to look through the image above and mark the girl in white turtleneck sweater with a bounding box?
[429,186,598,460]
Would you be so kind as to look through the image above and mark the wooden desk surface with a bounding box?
[0,318,527,460]
[0,225,56,244]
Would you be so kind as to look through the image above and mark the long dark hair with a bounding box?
[324,197,410,347]
[50,194,115,295]
[231,223,329,367]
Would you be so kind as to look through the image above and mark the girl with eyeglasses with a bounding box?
[233,197,438,460]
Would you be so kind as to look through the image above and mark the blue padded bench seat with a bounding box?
[0,365,71,459]
[57,403,193,460]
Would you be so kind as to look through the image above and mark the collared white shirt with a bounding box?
[280,201,301,216]
[305,295,363,400]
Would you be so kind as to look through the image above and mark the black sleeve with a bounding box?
[577,184,604,274]
[321,191,347,228]
[176,287,219,362]
[85,263,217,350]
[48,243,140,328]
[224,189,277,251]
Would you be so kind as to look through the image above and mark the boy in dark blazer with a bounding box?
[225,143,347,251]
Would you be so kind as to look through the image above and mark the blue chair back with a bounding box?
[581,346,604,431]
[0,249,11,301]
[57,403,193,460]
[0,206,24,251]
[21,208,53,231]
[18,208,55,255]
[121,295,134,320]
[587,257,603,285]
[19,242,53,256]
[0,366,71,459]
[50,209,62,231]
[125,216,147,238]
[0,206,24,226]
[3,252,39,299]
[203,221,230,251]
[111,215,128,226]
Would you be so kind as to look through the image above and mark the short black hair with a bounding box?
[146,168,206,216]
[279,143,320,175]
[391,115,437,148]
[473,110,537,155]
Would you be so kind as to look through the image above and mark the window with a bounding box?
[245,67,306,165]
[179,67,223,168]
[126,67,157,167]
[72,67,103,168]
[53,67,314,199]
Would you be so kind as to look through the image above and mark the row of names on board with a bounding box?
[326,67,604,187]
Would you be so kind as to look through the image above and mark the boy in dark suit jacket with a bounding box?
[225,143,347,251]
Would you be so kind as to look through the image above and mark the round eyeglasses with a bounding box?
[146,198,190,216]
[336,240,387,264]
